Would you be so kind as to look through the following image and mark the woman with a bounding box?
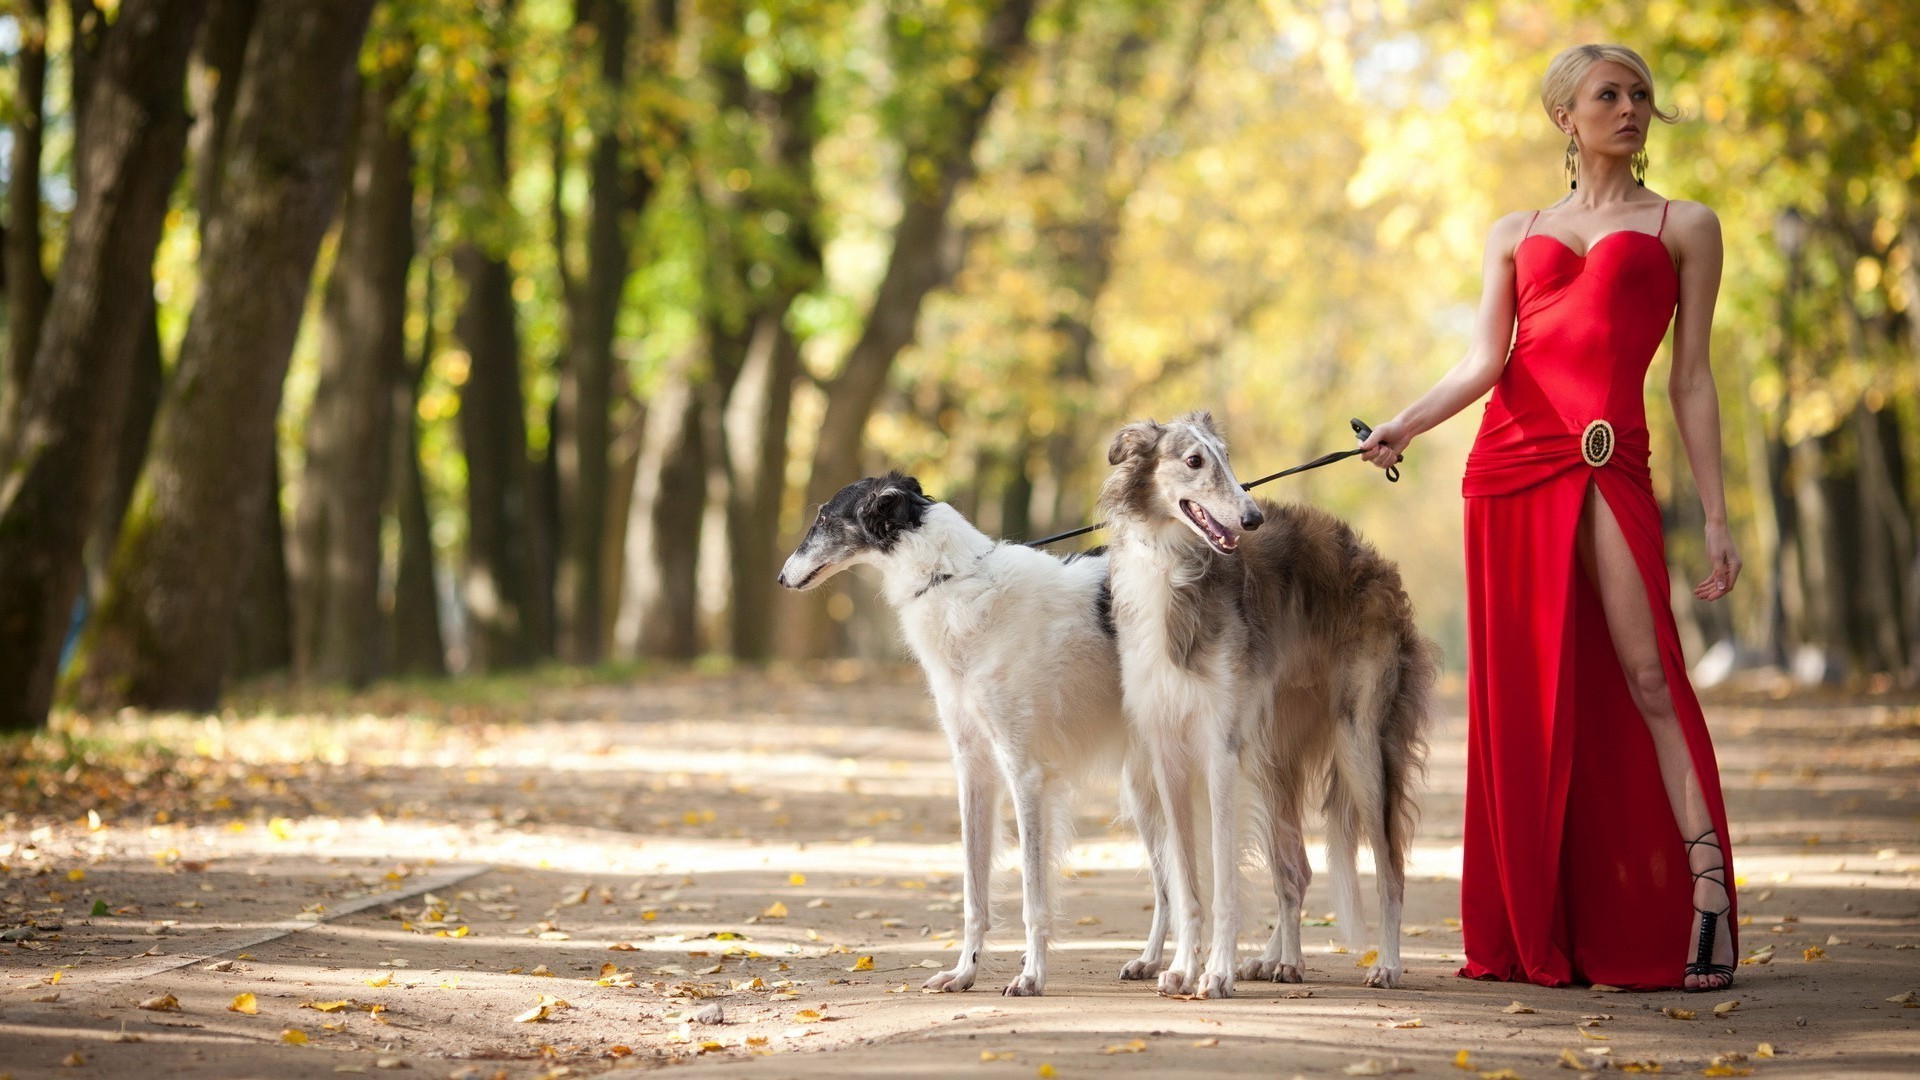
[1358,44,1740,992]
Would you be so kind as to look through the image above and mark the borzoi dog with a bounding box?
[778,473,1171,996]
[1101,413,1435,998]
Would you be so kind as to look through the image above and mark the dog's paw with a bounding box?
[923,966,977,993]
[1119,957,1166,981]
[1238,957,1304,983]
[1001,973,1044,997]
[1155,967,1197,997]
[1362,963,1402,989]
[1197,968,1235,999]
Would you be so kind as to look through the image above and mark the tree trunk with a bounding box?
[84,312,163,603]
[228,446,293,680]
[1,0,52,446]
[0,0,207,733]
[387,354,447,679]
[551,0,638,665]
[187,0,258,221]
[614,367,709,660]
[79,0,375,712]
[724,307,801,660]
[788,0,1035,658]
[291,64,415,687]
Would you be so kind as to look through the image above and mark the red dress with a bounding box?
[1457,202,1738,989]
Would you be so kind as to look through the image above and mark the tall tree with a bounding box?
[0,0,208,732]
[291,46,418,686]
[452,0,550,671]
[79,0,377,711]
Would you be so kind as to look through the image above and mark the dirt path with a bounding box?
[2,669,1917,1078]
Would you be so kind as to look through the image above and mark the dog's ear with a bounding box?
[1176,409,1219,435]
[859,481,924,540]
[1107,420,1164,465]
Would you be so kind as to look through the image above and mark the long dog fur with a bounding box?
[1100,412,1435,998]
[779,473,1172,995]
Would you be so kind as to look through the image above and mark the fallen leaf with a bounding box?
[1502,1001,1534,1014]
[62,1051,86,1067]
[1887,991,1917,1004]
[1756,1043,1775,1058]
[32,991,60,1003]
[1192,1037,1220,1048]
[1342,1059,1413,1076]
[374,1057,407,1069]
[138,993,180,1012]
[1477,1071,1525,1080]
[1556,1048,1585,1069]
[794,1009,825,1022]
[1102,1038,1147,1054]
[1354,948,1380,968]
[981,1050,1014,1062]
[365,972,393,988]
[91,899,110,916]
[1660,1006,1696,1021]
[763,901,789,919]
[1702,1067,1753,1077]
[229,992,259,1015]
[1391,1018,1423,1029]
[1742,946,1774,965]
[849,955,874,972]
[789,873,807,886]
[1037,1066,1057,1078]
[1453,1049,1474,1070]
[1802,945,1827,962]
[281,1029,309,1045]
[1614,1060,1663,1074]
[68,868,86,882]
[1713,1000,1740,1016]
[1588,983,1625,992]
[1577,1025,1609,1041]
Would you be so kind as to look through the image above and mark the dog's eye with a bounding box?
[1185,454,1203,469]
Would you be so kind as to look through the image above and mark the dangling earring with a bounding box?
[1564,137,1579,190]
[1631,149,1649,187]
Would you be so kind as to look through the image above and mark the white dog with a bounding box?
[779,473,1172,996]
[1101,414,1435,999]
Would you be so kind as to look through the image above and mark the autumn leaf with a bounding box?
[849,955,874,971]
[1102,1038,1147,1053]
[1713,1000,1740,1016]
[789,873,807,886]
[229,992,259,1014]
[1660,1006,1696,1021]
[1390,1018,1423,1028]
[1476,1070,1525,1080]
[1803,945,1827,961]
[794,1009,825,1022]
[138,993,180,1012]
[1756,1043,1775,1058]
[1037,1066,1057,1078]
[1192,1037,1220,1048]
[61,1051,85,1067]
[302,1000,352,1013]
[1502,1001,1534,1014]
[1354,947,1380,968]
[365,971,393,988]
[281,1029,308,1045]
[763,901,789,919]
[1702,1067,1753,1077]
[1452,1049,1474,1070]
[981,1050,1015,1061]
[1556,1048,1585,1069]
[1742,945,1774,965]
[67,868,86,882]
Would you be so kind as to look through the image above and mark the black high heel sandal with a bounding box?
[1683,830,1735,992]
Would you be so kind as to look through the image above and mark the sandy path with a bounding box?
[2,669,1916,1078]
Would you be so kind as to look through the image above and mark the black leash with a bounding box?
[1022,417,1401,549]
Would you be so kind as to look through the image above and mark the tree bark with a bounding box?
[79,0,375,711]
[0,0,207,732]
[292,64,416,687]
[2,0,52,447]
[614,367,708,660]
[227,446,292,680]
[388,349,447,678]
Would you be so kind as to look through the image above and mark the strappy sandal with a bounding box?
[1683,830,1735,992]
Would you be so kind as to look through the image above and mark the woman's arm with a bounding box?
[1666,200,1742,600]
[1358,211,1528,469]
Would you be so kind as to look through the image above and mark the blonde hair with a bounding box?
[1540,44,1678,126]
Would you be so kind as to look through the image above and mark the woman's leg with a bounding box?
[1575,486,1734,989]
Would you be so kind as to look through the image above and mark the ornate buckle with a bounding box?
[1582,419,1615,467]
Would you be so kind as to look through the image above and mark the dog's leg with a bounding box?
[1349,673,1407,990]
[1197,720,1242,1000]
[1000,751,1053,996]
[1148,729,1204,997]
[926,733,995,993]
[1119,755,1170,980]
[1241,784,1310,984]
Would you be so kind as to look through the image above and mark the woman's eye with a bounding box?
[1185,455,1204,469]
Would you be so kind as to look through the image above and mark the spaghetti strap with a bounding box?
[1656,200,1671,238]
[1523,210,1542,239]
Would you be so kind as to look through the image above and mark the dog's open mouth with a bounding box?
[1180,499,1239,554]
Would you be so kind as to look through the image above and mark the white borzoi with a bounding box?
[1101,413,1435,999]
[778,473,1171,996]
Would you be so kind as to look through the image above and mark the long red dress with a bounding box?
[1457,202,1738,989]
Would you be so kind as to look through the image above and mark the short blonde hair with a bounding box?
[1541,44,1678,126]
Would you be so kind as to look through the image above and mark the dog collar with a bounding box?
[912,572,955,599]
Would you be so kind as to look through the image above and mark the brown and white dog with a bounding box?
[1100,412,1435,998]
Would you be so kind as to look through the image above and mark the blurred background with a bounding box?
[0,0,1914,730]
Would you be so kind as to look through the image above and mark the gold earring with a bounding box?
[1632,150,1649,186]
[1564,138,1579,190]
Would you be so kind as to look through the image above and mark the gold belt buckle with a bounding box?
[1582,419,1615,467]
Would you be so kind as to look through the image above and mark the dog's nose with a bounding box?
[775,571,788,587]
[1241,506,1265,531]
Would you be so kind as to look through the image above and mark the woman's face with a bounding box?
[1558,59,1653,154]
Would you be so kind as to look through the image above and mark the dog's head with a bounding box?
[778,472,935,590]
[1101,411,1264,555]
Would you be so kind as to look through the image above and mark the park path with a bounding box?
[1,668,1917,1078]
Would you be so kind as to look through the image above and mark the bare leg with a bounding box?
[1577,487,1734,989]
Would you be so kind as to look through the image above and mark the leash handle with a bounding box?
[1348,417,1401,483]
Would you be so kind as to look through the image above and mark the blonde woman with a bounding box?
[1360,44,1740,991]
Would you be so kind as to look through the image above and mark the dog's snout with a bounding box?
[1241,506,1265,531]
[775,570,788,587]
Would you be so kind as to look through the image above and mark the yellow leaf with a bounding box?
[1556,1049,1585,1069]
[49,971,63,984]
[1802,945,1827,961]
[981,1050,1015,1062]
[1192,1037,1220,1048]
[67,868,86,882]
[229,992,258,1015]
[1478,1071,1526,1080]
[1660,1006,1696,1021]
[789,872,807,886]
[1354,948,1380,968]
[1713,1000,1740,1016]
[281,1029,308,1045]
[849,955,874,971]
[795,1009,825,1022]
[450,925,470,938]
[1102,1038,1147,1053]
[269,817,295,840]
[365,972,393,988]
[138,994,180,1012]
[302,1000,352,1013]
[642,909,658,922]
[1577,1025,1609,1041]
[763,901,789,919]
[1391,1018,1423,1028]
[1614,1061,1663,1074]
[1453,1049,1474,1070]
[1756,1043,1775,1058]
[1502,1001,1534,1014]
[1702,1067,1753,1077]
[1037,1066,1057,1078]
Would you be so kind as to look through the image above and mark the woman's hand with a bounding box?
[1358,419,1411,471]
[1695,520,1742,601]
